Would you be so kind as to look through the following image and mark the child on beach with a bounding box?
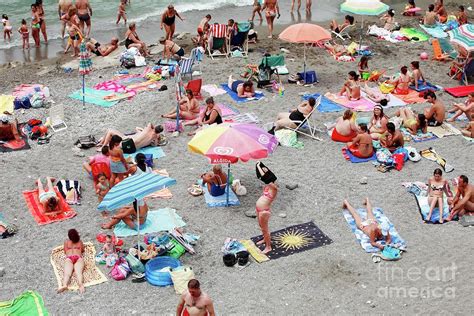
[95,173,110,203]
[402,0,417,16]
[358,56,370,81]
[109,135,128,187]
[64,20,82,57]
[18,19,29,49]
[103,234,118,267]
[457,5,468,25]
[2,15,12,41]
[250,0,263,22]
[116,0,127,25]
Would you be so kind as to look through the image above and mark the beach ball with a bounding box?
[420,52,428,60]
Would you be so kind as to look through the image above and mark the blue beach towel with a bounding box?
[302,93,343,112]
[343,207,407,253]
[199,180,240,207]
[400,127,437,142]
[124,146,165,160]
[342,147,377,163]
[113,208,186,237]
[409,80,439,92]
[219,84,264,103]
[69,87,119,107]
[420,24,448,38]
[413,194,450,223]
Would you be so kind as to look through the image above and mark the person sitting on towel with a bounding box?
[159,37,185,60]
[82,145,110,177]
[96,123,164,150]
[390,66,411,95]
[101,199,149,230]
[86,37,119,57]
[368,104,389,140]
[0,115,22,142]
[447,92,474,122]
[37,177,61,214]
[228,75,255,98]
[212,164,228,187]
[162,89,200,120]
[423,91,446,127]
[343,198,391,251]
[410,61,426,91]
[422,4,437,26]
[395,107,428,135]
[380,122,404,152]
[267,97,316,134]
[201,171,226,197]
[346,124,374,158]
[330,109,359,142]
[338,71,361,101]
[434,0,447,23]
[448,175,474,221]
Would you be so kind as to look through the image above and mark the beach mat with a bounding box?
[201,181,240,207]
[399,27,430,41]
[113,208,186,237]
[302,93,343,112]
[69,87,119,107]
[219,84,264,103]
[420,148,454,172]
[0,95,14,113]
[343,207,407,253]
[22,188,76,225]
[50,242,107,291]
[420,24,448,38]
[199,103,240,117]
[123,146,165,160]
[0,124,30,153]
[325,93,375,111]
[394,89,426,104]
[409,80,439,92]
[202,84,227,96]
[0,291,48,316]
[444,85,474,98]
[427,123,461,138]
[413,194,450,223]
[400,127,437,142]
[359,92,406,108]
[250,222,332,260]
[342,147,377,163]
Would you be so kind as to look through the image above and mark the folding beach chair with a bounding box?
[207,24,228,60]
[49,104,67,133]
[257,54,287,87]
[179,47,204,79]
[450,57,473,85]
[431,39,456,61]
[332,24,354,42]
[229,22,251,57]
[285,95,323,141]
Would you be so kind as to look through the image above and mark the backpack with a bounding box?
[109,257,131,281]
[75,135,96,149]
[125,253,145,274]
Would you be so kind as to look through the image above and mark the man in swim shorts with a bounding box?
[423,91,446,127]
[58,0,73,38]
[449,175,474,220]
[96,124,164,150]
[76,0,92,37]
[380,122,404,152]
[176,279,216,316]
[86,37,119,57]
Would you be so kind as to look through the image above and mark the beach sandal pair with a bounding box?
[38,135,51,145]
[188,184,203,196]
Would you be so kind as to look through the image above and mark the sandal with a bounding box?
[187,184,203,196]
[158,136,168,146]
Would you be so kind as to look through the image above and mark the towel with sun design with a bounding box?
[251,222,333,260]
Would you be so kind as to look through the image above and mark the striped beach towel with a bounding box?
[56,180,82,205]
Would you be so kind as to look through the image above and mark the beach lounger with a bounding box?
[207,24,228,60]
[286,95,323,141]
[332,23,354,41]
[431,39,452,61]
[229,22,251,57]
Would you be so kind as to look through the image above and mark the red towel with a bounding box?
[23,188,76,225]
[331,128,357,143]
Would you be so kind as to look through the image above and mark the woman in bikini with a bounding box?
[228,75,256,98]
[269,97,316,134]
[392,66,411,95]
[36,0,48,43]
[162,89,200,120]
[161,4,184,40]
[261,0,280,38]
[343,198,391,250]
[125,23,150,57]
[37,177,61,215]
[368,105,389,140]
[57,229,85,294]
[410,61,425,91]
[347,124,374,158]
[330,109,359,142]
[185,97,222,134]
[31,4,41,47]
[396,108,428,135]
[159,37,185,59]
[427,168,451,223]
[255,161,278,254]
[201,172,226,197]
[102,199,149,230]
[339,71,361,100]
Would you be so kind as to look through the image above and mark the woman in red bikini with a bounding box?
[255,162,278,254]
[392,66,411,95]
[57,229,85,294]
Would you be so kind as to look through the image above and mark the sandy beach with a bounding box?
[1,1,473,315]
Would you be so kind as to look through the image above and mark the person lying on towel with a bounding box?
[329,109,359,142]
[101,199,149,230]
[0,115,23,144]
[37,177,62,215]
[86,37,119,57]
[96,123,164,151]
[395,107,428,135]
[201,171,227,197]
[380,122,404,152]
[448,175,474,221]
[227,75,255,98]
[423,91,446,127]
[267,97,316,135]
[346,124,374,158]
[343,198,391,250]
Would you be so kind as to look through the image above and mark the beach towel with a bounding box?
[302,93,343,112]
[0,123,30,153]
[56,180,81,205]
[409,80,439,92]
[69,88,120,107]
[342,147,377,163]
[0,291,48,316]
[275,129,304,149]
[22,188,76,225]
[444,85,474,98]
[420,148,454,172]
[50,242,107,291]
[325,93,375,112]
[447,112,468,121]
[219,84,264,103]
[343,207,407,253]
[399,27,430,41]
[360,92,406,108]
[200,180,240,207]
[250,222,332,260]
[201,84,227,96]
[400,127,437,142]
[113,208,186,237]
[147,188,173,199]
[394,89,426,104]
[224,112,261,124]
[420,24,447,38]
[123,146,165,160]
[413,194,450,223]
[199,103,239,117]
[0,95,14,114]
[12,84,46,99]
[427,123,461,138]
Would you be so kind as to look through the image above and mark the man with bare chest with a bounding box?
[176,279,215,316]
[75,0,92,37]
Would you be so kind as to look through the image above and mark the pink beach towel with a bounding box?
[325,93,376,112]
[202,84,227,96]
[13,84,45,99]
[199,103,239,117]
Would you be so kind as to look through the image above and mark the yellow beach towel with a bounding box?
[0,95,15,114]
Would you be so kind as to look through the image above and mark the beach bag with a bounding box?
[376,148,392,164]
[30,93,45,108]
[166,239,186,259]
[382,246,401,260]
[74,135,96,149]
[110,257,131,281]
[121,138,136,154]
[256,161,277,184]
[232,179,247,196]
[257,67,272,88]
[170,266,195,294]
[14,97,32,110]
[125,253,145,274]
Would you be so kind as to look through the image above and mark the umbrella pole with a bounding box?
[303,43,307,84]
[82,74,85,110]
[359,17,364,51]
[226,163,230,206]
[135,199,140,258]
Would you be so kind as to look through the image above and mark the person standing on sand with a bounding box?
[291,0,301,12]
[262,0,280,38]
[161,4,184,41]
[58,0,73,39]
[76,0,92,38]
[36,0,48,43]
[176,279,216,316]
[31,4,41,47]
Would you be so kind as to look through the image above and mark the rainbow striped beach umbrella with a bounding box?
[340,0,389,16]
[448,24,474,52]
[79,40,92,108]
